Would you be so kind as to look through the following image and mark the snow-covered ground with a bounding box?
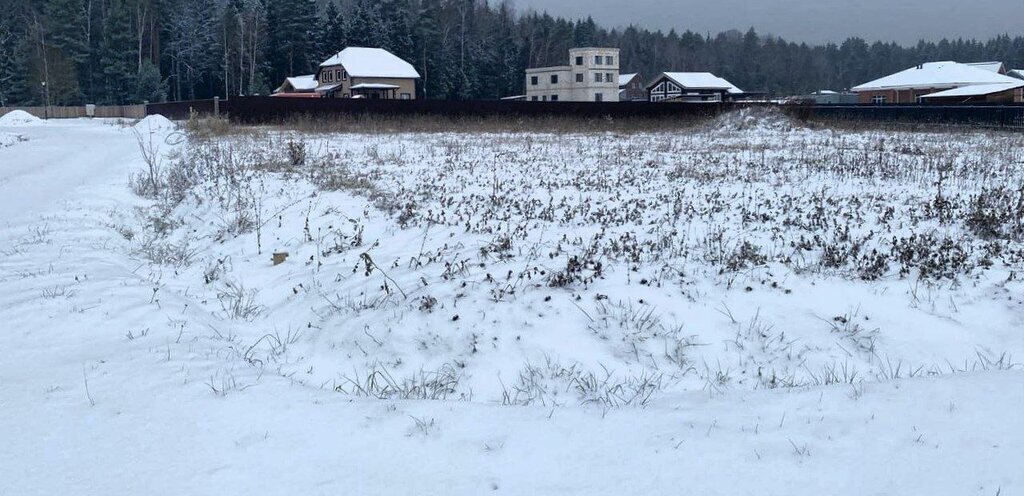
[2,113,1022,495]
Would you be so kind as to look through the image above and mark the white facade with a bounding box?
[525,48,620,102]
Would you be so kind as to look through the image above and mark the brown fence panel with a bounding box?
[1,105,145,119]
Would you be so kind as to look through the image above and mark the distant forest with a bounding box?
[1,0,1022,106]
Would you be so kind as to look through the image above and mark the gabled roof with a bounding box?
[852,61,1020,92]
[274,74,317,93]
[650,72,743,94]
[319,47,421,79]
[618,73,638,86]
[966,61,1005,74]
[920,81,1024,99]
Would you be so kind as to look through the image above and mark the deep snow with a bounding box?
[1,116,1022,495]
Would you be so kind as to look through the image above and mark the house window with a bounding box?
[606,73,613,83]
[871,95,887,104]
[575,56,583,65]
[342,70,347,81]
[542,95,547,101]
[401,93,411,100]
[666,82,681,92]
[606,56,614,65]
[551,74,558,84]
[551,95,558,101]
[594,55,602,65]
[595,93,603,102]
[335,70,341,81]
[531,96,539,101]
[326,71,332,83]
[531,76,538,85]
[576,73,584,83]
[594,73,602,83]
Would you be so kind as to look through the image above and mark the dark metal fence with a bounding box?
[794,103,1024,129]
[143,97,1024,129]
[145,99,219,120]
[148,96,748,122]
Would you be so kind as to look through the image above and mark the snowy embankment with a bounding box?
[1,114,1022,495]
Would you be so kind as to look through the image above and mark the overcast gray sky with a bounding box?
[509,0,1022,45]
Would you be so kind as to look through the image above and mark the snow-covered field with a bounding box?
[2,112,1023,495]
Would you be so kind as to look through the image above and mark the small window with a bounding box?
[342,70,347,81]
[551,95,559,101]
[606,56,614,65]
[594,55,602,65]
[594,93,603,102]
[871,95,887,104]
[594,73,602,83]
[576,73,584,83]
[575,56,584,65]
[335,69,341,81]
[531,76,538,85]
[551,74,558,84]
[400,93,411,100]
[542,95,547,101]
[606,73,613,83]
[531,96,539,101]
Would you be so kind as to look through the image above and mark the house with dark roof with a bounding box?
[851,61,1024,104]
[314,47,420,100]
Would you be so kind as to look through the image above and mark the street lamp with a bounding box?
[40,81,50,119]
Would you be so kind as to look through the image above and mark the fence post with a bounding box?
[214,96,220,117]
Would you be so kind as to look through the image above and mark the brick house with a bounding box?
[618,73,647,101]
[851,61,1024,104]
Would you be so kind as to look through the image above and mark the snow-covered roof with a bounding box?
[920,81,1024,99]
[286,75,317,91]
[618,73,638,86]
[966,61,1005,73]
[813,90,838,94]
[1009,69,1024,80]
[315,83,343,93]
[319,47,420,79]
[852,61,1021,92]
[653,72,743,94]
[350,83,401,90]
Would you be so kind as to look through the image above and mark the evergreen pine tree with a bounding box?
[100,0,135,104]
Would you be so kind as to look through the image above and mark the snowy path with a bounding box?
[0,120,1021,495]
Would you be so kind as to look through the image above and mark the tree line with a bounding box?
[0,0,1022,106]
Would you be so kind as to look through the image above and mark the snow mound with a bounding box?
[133,114,176,133]
[709,106,795,132]
[0,110,42,126]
